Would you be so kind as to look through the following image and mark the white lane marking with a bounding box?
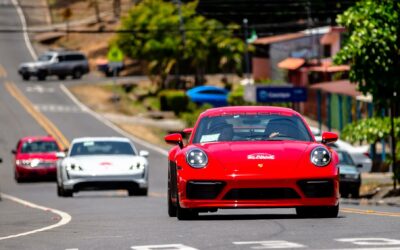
[34,104,81,113]
[233,240,305,249]
[329,248,400,250]
[26,86,55,93]
[336,238,400,246]
[131,244,198,250]
[60,84,169,156]
[0,193,72,241]
[10,0,37,60]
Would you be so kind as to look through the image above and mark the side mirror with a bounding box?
[63,148,69,153]
[165,133,183,149]
[139,150,149,158]
[356,164,363,168]
[11,149,17,154]
[321,132,338,145]
[183,128,193,134]
[56,152,66,159]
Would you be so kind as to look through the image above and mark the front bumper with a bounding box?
[178,177,339,209]
[16,165,56,178]
[18,67,40,75]
[62,173,148,191]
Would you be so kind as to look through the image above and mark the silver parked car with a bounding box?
[56,137,149,197]
[18,50,89,81]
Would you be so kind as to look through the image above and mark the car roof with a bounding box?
[199,106,299,117]
[187,86,227,93]
[44,50,85,56]
[19,136,57,142]
[71,137,131,144]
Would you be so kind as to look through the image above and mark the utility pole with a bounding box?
[390,92,398,190]
[175,0,186,88]
[243,18,251,84]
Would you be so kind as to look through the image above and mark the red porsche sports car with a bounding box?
[165,106,340,220]
[12,136,61,182]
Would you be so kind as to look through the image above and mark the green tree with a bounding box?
[115,0,245,89]
[335,0,400,185]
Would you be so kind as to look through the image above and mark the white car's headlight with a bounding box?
[130,162,145,170]
[186,148,208,169]
[66,163,83,171]
[310,147,331,167]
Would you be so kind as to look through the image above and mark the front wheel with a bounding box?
[58,185,73,197]
[168,188,177,217]
[176,197,198,220]
[22,74,30,81]
[296,205,339,218]
[72,68,83,79]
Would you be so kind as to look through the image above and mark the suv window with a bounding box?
[64,54,85,61]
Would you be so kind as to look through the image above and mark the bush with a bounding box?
[180,103,213,127]
[227,85,252,106]
[158,90,189,115]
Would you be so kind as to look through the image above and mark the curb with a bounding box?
[341,198,400,208]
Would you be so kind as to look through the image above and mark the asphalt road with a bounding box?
[0,1,400,249]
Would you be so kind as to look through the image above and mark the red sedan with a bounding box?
[165,106,339,220]
[12,136,61,182]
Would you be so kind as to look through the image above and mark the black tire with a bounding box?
[15,171,23,183]
[58,185,73,197]
[58,75,66,80]
[135,188,148,196]
[340,189,350,198]
[176,197,198,220]
[37,71,47,81]
[22,74,30,81]
[168,187,177,217]
[72,68,83,79]
[296,205,339,218]
[128,188,135,196]
[351,188,360,198]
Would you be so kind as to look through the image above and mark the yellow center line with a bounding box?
[341,207,400,217]
[5,81,69,150]
[0,64,7,78]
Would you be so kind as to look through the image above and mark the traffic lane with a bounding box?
[0,23,32,83]
[12,82,169,192]
[2,199,399,250]
[0,82,45,185]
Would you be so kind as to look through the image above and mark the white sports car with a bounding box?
[56,137,149,197]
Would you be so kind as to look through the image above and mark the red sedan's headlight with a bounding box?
[310,147,331,167]
[186,148,208,169]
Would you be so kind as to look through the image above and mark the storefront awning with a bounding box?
[277,58,305,70]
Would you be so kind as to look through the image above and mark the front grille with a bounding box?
[186,181,225,199]
[37,161,55,167]
[297,179,334,198]
[223,188,300,200]
[74,181,136,191]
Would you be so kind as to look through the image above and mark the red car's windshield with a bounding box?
[192,114,312,143]
[21,141,59,153]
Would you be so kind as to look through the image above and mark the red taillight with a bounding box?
[363,152,370,158]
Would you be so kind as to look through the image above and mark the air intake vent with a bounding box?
[223,188,300,200]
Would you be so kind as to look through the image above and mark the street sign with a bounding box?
[107,45,124,63]
[256,86,307,103]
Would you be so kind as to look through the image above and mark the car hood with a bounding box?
[16,152,57,161]
[19,61,50,68]
[194,141,313,175]
[65,155,146,172]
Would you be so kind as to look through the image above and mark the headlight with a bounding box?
[310,147,331,167]
[16,159,31,166]
[66,163,83,171]
[186,148,208,169]
[16,159,40,167]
